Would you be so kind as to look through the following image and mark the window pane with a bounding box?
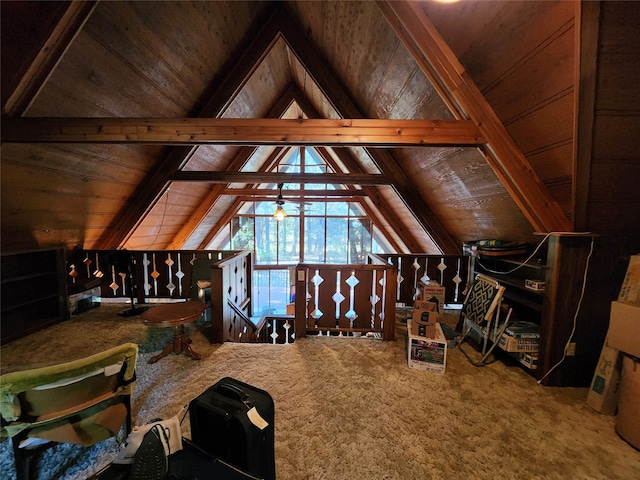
[349,203,366,216]
[325,217,347,263]
[253,269,289,316]
[278,216,300,264]
[305,202,326,216]
[231,217,254,250]
[327,201,348,216]
[255,217,277,264]
[304,217,326,263]
[348,218,372,263]
[255,200,275,215]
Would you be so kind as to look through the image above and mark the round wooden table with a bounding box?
[142,301,208,363]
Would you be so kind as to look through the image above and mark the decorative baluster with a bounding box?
[83,254,92,278]
[151,253,160,296]
[143,253,150,296]
[175,253,184,296]
[166,253,176,295]
[438,257,447,285]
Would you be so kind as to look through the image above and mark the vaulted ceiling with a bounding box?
[1,1,587,254]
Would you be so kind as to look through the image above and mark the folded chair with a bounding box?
[0,343,138,480]
[456,274,511,366]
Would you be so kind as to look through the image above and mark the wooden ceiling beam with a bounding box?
[377,0,572,233]
[168,85,307,249]
[170,171,391,185]
[2,117,484,147]
[2,1,97,117]
[291,87,424,252]
[223,188,367,197]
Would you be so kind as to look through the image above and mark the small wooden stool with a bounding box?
[142,301,207,363]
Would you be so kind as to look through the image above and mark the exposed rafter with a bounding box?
[2,1,97,117]
[98,6,285,249]
[377,0,572,233]
[224,189,367,198]
[2,117,484,147]
[170,171,391,185]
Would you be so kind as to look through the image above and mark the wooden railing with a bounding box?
[208,250,254,343]
[67,249,243,302]
[368,253,470,307]
[293,263,397,341]
[67,249,254,344]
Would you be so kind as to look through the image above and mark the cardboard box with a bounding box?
[497,334,539,352]
[418,282,446,311]
[498,321,540,352]
[607,301,640,358]
[410,310,437,338]
[511,352,539,370]
[413,300,438,312]
[616,354,640,449]
[586,343,622,415]
[619,254,640,306]
[69,287,101,317]
[407,321,447,374]
[286,303,295,315]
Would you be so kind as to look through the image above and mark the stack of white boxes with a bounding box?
[407,300,447,374]
[586,254,640,449]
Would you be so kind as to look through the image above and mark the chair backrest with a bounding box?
[460,274,505,326]
[0,342,138,447]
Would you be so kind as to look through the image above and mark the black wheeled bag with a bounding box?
[189,377,276,480]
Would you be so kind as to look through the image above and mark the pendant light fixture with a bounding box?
[274,183,287,220]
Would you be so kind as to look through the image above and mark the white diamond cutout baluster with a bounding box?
[453,258,462,302]
[413,257,421,300]
[311,270,324,321]
[143,253,151,296]
[119,272,127,295]
[110,265,119,294]
[69,264,78,283]
[370,294,380,329]
[345,272,359,328]
[83,256,92,277]
[151,254,160,296]
[93,253,104,278]
[284,320,291,345]
[438,257,447,285]
[166,253,175,295]
[175,253,185,296]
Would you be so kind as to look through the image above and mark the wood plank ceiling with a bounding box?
[1,1,578,255]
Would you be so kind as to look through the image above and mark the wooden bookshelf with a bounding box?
[470,234,599,386]
[1,248,68,344]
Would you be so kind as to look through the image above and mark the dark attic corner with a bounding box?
[1,1,640,479]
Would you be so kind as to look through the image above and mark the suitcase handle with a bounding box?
[218,382,253,409]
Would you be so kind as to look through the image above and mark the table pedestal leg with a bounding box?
[149,325,202,363]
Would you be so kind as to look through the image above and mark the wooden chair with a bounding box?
[0,343,138,480]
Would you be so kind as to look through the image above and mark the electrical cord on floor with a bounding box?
[536,235,595,385]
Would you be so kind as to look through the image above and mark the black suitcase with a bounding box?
[189,377,276,480]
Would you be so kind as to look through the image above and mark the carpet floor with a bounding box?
[1,304,639,479]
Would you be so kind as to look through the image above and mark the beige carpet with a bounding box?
[1,304,639,479]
